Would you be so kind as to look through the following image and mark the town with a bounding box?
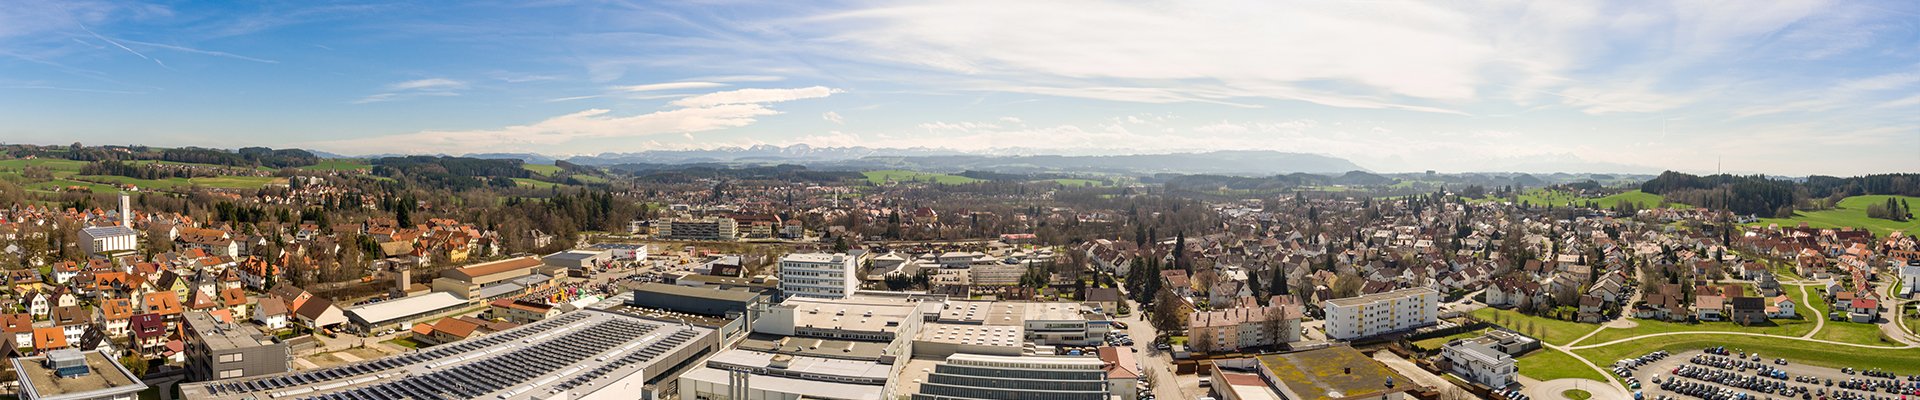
[0,144,1916,400]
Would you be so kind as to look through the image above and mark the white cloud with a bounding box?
[356,78,467,103]
[613,81,728,92]
[822,111,844,124]
[387,78,465,91]
[669,86,841,108]
[317,86,841,153]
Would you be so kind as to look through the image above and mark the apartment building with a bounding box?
[1321,287,1438,340]
[655,217,739,242]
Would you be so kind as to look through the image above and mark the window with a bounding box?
[219,353,244,363]
[220,369,244,379]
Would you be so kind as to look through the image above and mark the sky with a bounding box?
[2,0,1918,175]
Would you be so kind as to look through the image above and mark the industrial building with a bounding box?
[342,292,470,334]
[654,217,739,241]
[909,353,1112,400]
[677,350,891,400]
[429,256,561,300]
[181,307,719,400]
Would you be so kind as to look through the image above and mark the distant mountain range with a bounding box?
[321,145,1371,176]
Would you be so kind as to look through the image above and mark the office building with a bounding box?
[185,312,291,381]
[1321,288,1438,340]
[777,253,858,300]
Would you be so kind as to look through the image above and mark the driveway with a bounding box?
[1373,351,1453,392]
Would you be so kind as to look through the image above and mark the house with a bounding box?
[1696,295,1726,321]
[1576,295,1605,323]
[1849,298,1879,323]
[130,314,169,353]
[294,296,347,330]
[26,291,50,319]
[50,306,89,346]
[254,297,290,330]
[32,327,67,352]
[100,297,135,339]
[1633,293,1684,322]
[1728,297,1766,326]
[1901,264,1920,298]
[1766,295,1796,319]
[2,313,33,347]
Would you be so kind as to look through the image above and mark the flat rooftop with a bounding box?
[1256,347,1412,400]
[704,349,891,381]
[1324,287,1436,307]
[344,292,467,325]
[786,296,920,334]
[13,350,148,400]
[735,333,891,361]
[186,312,276,350]
[915,323,1023,348]
[182,309,713,400]
[681,366,884,400]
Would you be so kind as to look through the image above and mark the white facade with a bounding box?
[1321,287,1438,340]
[1441,341,1517,388]
[80,226,139,255]
[778,253,858,300]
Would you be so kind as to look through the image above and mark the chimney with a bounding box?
[119,193,132,229]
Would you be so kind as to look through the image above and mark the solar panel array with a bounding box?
[551,327,700,393]
[200,313,591,396]
[301,318,662,400]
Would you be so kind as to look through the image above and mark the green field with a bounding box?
[512,178,562,189]
[568,174,608,184]
[301,159,373,171]
[1593,190,1675,209]
[71,175,280,190]
[1472,189,1682,209]
[1574,334,1920,375]
[1812,321,1897,347]
[1563,389,1592,400]
[863,170,981,185]
[1471,307,1601,346]
[124,160,277,172]
[1753,195,1920,236]
[1581,315,1814,345]
[522,164,563,176]
[23,179,119,193]
[1516,349,1607,382]
[1041,178,1109,187]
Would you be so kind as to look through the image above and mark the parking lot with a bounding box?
[1622,347,1920,400]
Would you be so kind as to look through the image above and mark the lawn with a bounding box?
[1563,389,1592,400]
[301,159,373,171]
[1515,349,1607,382]
[1471,307,1602,346]
[1411,328,1491,350]
[383,337,421,349]
[23,178,120,193]
[522,163,563,176]
[1811,321,1898,347]
[1580,316,1814,345]
[124,160,277,172]
[0,158,90,174]
[1753,195,1920,237]
[863,170,981,185]
[1472,189,1686,210]
[1801,285,1829,316]
[1574,334,1920,375]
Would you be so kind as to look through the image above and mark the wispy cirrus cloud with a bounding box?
[314,86,840,154]
[354,78,467,104]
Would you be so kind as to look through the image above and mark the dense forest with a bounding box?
[372,156,530,190]
[1,144,320,169]
[1641,171,1920,217]
[79,161,207,180]
[609,164,862,184]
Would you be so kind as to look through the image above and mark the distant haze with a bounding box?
[3,1,1917,175]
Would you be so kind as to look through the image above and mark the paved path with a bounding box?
[1798,283,1826,339]
[1522,377,1629,400]
[334,351,362,362]
[1568,329,1917,350]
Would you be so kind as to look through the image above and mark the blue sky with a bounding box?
[2,1,1917,175]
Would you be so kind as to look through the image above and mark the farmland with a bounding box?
[863,170,981,185]
[1752,195,1920,236]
